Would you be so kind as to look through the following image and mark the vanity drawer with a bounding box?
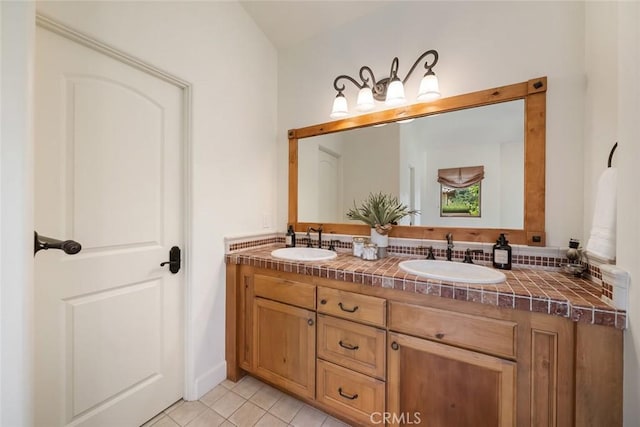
[317,287,386,327]
[389,301,518,359]
[317,359,385,426]
[317,314,386,379]
[254,274,315,310]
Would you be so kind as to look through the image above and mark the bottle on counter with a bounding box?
[285,225,296,247]
[493,233,512,270]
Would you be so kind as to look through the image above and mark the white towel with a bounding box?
[586,167,617,261]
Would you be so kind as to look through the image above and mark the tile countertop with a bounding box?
[226,245,626,330]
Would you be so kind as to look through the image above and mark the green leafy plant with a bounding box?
[346,192,419,234]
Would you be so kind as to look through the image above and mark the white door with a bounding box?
[34,23,184,427]
[317,148,341,223]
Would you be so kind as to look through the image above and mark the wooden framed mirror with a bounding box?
[288,77,546,245]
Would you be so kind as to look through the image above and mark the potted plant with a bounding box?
[346,192,419,256]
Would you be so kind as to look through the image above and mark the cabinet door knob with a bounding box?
[320,299,327,305]
[338,302,359,313]
[307,318,314,326]
[339,340,359,351]
[435,332,445,339]
[391,341,399,351]
[338,388,359,400]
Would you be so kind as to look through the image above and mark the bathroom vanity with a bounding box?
[225,247,623,426]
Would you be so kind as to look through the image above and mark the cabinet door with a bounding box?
[388,332,516,427]
[253,297,316,399]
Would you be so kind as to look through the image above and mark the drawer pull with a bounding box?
[338,302,359,313]
[339,340,359,351]
[308,318,314,326]
[320,299,327,305]
[435,332,445,339]
[338,387,359,400]
[391,341,399,351]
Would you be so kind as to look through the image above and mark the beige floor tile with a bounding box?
[254,412,289,427]
[290,404,327,427]
[185,407,225,427]
[152,416,181,427]
[232,375,264,399]
[210,391,247,418]
[220,379,237,389]
[200,385,230,407]
[166,400,208,426]
[220,422,235,427]
[267,394,303,424]
[321,415,352,427]
[141,412,167,426]
[228,401,266,427]
[165,400,185,415]
[249,385,284,410]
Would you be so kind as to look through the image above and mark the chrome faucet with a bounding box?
[307,225,323,248]
[446,233,454,261]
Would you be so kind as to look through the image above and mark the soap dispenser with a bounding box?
[493,233,512,270]
[285,225,296,247]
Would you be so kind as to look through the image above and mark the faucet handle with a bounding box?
[328,239,339,251]
[463,248,484,264]
[426,246,436,260]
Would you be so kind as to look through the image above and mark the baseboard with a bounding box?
[190,361,227,400]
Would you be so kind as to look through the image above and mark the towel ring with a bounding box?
[608,142,618,168]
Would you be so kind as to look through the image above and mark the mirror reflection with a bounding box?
[297,100,524,229]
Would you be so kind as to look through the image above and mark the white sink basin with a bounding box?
[398,259,506,284]
[271,247,338,262]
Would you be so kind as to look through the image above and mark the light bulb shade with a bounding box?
[417,74,441,102]
[356,87,375,111]
[385,79,406,106]
[330,93,349,118]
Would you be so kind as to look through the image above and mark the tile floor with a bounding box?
[141,375,352,427]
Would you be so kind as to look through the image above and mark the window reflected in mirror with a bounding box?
[441,183,481,217]
[438,165,484,217]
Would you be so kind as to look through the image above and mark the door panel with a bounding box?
[35,23,184,426]
[70,77,163,249]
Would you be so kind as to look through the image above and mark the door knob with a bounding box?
[160,246,181,274]
[34,231,82,256]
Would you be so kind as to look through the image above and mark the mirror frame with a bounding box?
[288,77,547,245]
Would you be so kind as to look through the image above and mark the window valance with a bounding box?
[437,166,485,189]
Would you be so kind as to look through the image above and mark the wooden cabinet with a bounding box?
[389,302,517,359]
[387,332,516,427]
[253,297,316,399]
[317,359,385,426]
[318,287,386,327]
[317,288,386,424]
[317,314,386,379]
[226,265,623,426]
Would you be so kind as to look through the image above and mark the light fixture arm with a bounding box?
[333,74,365,92]
[389,57,400,81]
[400,49,439,84]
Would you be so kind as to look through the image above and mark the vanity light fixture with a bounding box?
[330,49,441,119]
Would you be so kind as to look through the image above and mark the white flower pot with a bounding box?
[370,228,389,248]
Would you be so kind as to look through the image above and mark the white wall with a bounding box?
[277,1,585,247]
[341,125,399,215]
[35,1,278,399]
[584,2,640,424]
[1,2,35,425]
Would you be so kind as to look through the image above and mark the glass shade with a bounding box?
[385,78,406,106]
[356,87,375,112]
[330,93,348,118]
[417,74,441,102]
